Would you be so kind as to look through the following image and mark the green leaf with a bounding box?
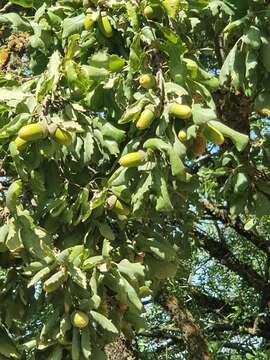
[28,266,52,288]
[132,173,153,213]
[119,276,142,311]
[83,256,104,271]
[129,34,142,72]
[64,60,78,85]
[10,0,33,7]
[136,236,176,262]
[245,49,257,96]
[145,256,177,279]
[90,311,118,334]
[82,191,107,222]
[82,65,109,80]
[261,36,270,72]
[118,98,149,124]
[43,269,68,293]
[209,120,249,152]
[244,218,256,231]
[220,42,238,86]
[168,148,186,181]
[251,192,270,218]
[82,132,94,163]
[59,314,72,339]
[242,26,261,49]
[62,14,85,38]
[234,171,249,193]
[102,238,113,259]
[192,104,217,125]
[229,194,247,216]
[154,169,173,212]
[164,82,188,96]
[90,269,101,309]
[143,138,170,151]
[36,51,62,101]
[161,42,187,84]
[81,328,92,359]
[0,328,20,359]
[117,259,145,281]
[69,266,87,289]
[109,55,125,72]
[126,2,139,30]
[72,328,80,360]
[90,348,106,360]
[0,13,31,31]
[68,245,84,265]
[162,0,180,18]
[6,180,23,211]
[49,345,63,360]
[0,113,31,139]
[95,222,114,242]
[17,209,47,258]
[0,224,9,252]
[40,310,60,340]
[6,222,22,252]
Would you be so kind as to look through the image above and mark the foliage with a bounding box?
[0,0,270,359]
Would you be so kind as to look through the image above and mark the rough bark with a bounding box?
[104,335,137,360]
[162,296,212,360]
[214,91,252,134]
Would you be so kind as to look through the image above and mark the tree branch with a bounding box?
[222,342,255,355]
[194,229,270,294]
[0,2,12,13]
[190,287,232,316]
[201,200,270,255]
[158,295,212,360]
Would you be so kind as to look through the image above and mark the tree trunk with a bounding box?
[104,335,137,360]
[164,296,212,360]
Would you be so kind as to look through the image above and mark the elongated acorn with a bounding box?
[52,128,73,146]
[136,108,156,130]
[18,123,48,141]
[119,151,146,167]
[98,15,113,38]
[168,103,192,120]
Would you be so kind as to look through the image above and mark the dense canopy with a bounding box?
[0,0,270,359]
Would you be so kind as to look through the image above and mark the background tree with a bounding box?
[0,0,269,359]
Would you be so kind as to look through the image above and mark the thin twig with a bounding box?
[0,2,12,13]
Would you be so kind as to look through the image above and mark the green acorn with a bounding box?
[139,74,156,89]
[119,151,146,167]
[136,107,156,130]
[71,311,89,329]
[168,103,192,120]
[18,123,48,141]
